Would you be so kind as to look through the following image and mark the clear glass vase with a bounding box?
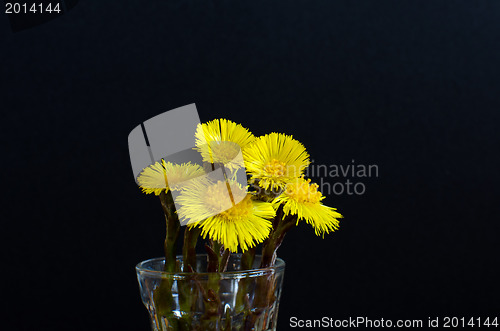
[136,254,285,331]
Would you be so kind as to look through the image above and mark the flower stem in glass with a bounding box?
[260,213,296,268]
[153,190,181,330]
[159,190,180,272]
[182,226,201,271]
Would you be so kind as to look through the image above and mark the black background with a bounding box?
[2,1,500,330]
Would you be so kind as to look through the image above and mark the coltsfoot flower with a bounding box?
[243,133,310,191]
[195,118,255,171]
[273,177,342,237]
[137,160,205,195]
[177,178,275,252]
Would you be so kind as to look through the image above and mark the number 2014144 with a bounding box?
[443,317,498,328]
[5,3,61,14]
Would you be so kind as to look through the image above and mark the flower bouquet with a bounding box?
[132,116,343,331]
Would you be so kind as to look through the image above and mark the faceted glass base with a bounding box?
[136,254,285,331]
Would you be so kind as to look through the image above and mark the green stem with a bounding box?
[241,246,256,270]
[247,215,295,331]
[260,213,297,268]
[219,248,230,272]
[159,190,180,272]
[182,226,201,272]
[178,226,202,330]
[249,213,296,329]
[200,240,223,329]
[153,190,181,330]
[272,204,284,231]
[235,247,256,316]
[206,239,223,272]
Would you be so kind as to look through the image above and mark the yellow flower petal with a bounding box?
[177,178,274,252]
[244,133,310,190]
[137,160,205,195]
[273,177,342,237]
[194,119,255,171]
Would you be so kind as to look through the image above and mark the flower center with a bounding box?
[204,181,251,219]
[209,142,240,164]
[204,181,231,212]
[285,178,323,204]
[264,159,287,177]
[220,195,252,220]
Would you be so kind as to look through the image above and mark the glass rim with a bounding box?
[136,254,285,279]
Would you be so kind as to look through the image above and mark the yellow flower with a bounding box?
[243,133,310,191]
[177,179,275,252]
[273,177,342,237]
[137,160,205,195]
[195,119,255,171]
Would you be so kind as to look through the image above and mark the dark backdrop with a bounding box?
[2,1,500,330]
